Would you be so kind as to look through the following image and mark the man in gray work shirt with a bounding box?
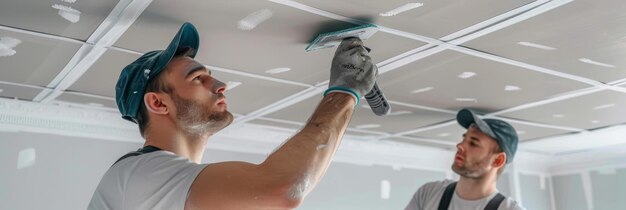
[88,22,378,210]
[405,109,526,210]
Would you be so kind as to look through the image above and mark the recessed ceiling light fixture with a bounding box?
[0,36,21,57]
[380,180,391,200]
[86,102,104,107]
[410,86,433,94]
[578,58,615,68]
[504,85,521,91]
[379,2,423,17]
[458,72,476,79]
[387,110,413,116]
[17,148,36,169]
[456,98,478,103]
[517,42,556,50]
[552,114,564,118]
[237,9,273,30]
[225,81,242,91]
[355,124,381,129]
[592,103,615,110]
[591,120,600,124]
[265,67,291,74]
[52,4,81,23]
[61,0,77,3]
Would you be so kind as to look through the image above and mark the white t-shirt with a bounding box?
[88,150,207,210]
[405,180,525,210]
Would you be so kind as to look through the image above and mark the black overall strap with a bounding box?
[484,193,505,210]
[437,181,506,210]
[112,145,162,165]
[438,182,457,210]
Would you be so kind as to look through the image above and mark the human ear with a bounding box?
[144,92,169,115]
[493,152,506,168]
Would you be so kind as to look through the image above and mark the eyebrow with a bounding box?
[184,63,209,79]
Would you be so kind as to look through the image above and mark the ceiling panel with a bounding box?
[408,123,469,144]
[248,118,303,131]
[295,0,537,38]
[498,122,574,142]
[249,117,388,139]
[210,70,308,115]
[0,0,120,40]
[114,0,426,85]
[408,120,570,143]
[377,50,591,112]
[384,137,456,151]
[0,28,82,87]
[2,0,625,153]
[350,103,454,134]
[55,92,117,109]
[264,95,327,125]
[0,83,45,101]
[265,95,455,134]
[464,0,626,83]
[69,49,140,97]
[501,90,626,130]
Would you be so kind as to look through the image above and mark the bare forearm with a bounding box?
[261,93,355,198]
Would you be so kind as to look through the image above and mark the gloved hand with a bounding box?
[324,37,378,105]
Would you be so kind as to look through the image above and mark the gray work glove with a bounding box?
[324,37,378,104]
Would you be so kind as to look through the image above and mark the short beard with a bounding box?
[452,155,492,179]
[172,93,233,138]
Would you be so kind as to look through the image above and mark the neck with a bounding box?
[143,122,210,163]
[455,172,498,200]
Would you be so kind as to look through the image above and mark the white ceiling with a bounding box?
[1,0,626,153]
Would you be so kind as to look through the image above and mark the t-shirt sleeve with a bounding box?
[404,188,421,210]
[405,180,453,210]
[499,197,527,210]
[123,151,207,210]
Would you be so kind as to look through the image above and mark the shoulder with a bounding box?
[107,151,207,209]
[117,150,206,182]
[499,196,526,210]
[414,179,455,201]
[418,179,455,193]
[405,180,455,210]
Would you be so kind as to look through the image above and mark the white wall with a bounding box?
[2,130,626,210]
[551,167,626,210]
[0,131,141,210]
[1,96,626,210]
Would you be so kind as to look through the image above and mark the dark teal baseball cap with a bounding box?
[115,22,200,123]
[456,108,519,164]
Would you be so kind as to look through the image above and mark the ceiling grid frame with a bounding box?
[261,0,592,145]
[32,0,154,103]
[1,0,624,150]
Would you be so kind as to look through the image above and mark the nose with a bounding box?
[456,142,465,153]
[213,78,226,94]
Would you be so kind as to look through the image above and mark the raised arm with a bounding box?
[186,38,377,210]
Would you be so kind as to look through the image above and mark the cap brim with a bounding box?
[168,22,199,58]
[157,22,200,70]
[457,108,497,139]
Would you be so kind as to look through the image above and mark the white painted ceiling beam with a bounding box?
[446,0,573,45]
[33,0,154,103]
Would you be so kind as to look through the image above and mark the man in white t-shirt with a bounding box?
[88,22,378,210]
[405,109,526,210]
